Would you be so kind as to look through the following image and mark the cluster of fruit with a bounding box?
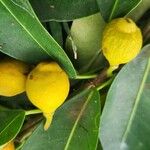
[0,17,142,150]
[0,58,70,131]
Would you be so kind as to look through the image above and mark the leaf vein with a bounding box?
[0,0,52,57]
[121,58,150,143]
[64,91,94,150]
[0,112,22,136]
[109,0,119,21]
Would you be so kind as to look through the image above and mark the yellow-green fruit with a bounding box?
[0,58,29,97]
[102,18,142,67]
[26,62,70,130]
[2,141,15,150]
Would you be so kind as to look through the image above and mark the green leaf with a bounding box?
[100,45,150,150]
[0,0,76,78]
[127,0,150,21]
[96,0,142,22]
[48,21,63,47]
[22,89,100,150]
[97,140,103,150]
[66,13,106,72]
[0,109,25,146]
[29,0,99,22]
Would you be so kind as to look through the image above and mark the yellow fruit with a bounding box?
[26,62,70,130]
[0,58,29,97]
[2,141,15,150]
[102,18,142,67]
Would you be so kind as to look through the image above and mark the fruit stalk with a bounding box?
[85,67,115,88]
[106,66,119,77]
[43,112,54,130]
[25,109,42,116]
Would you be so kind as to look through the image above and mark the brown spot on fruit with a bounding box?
[29,75,33,79]
[126,18,131,23]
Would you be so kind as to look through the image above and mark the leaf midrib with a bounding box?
[64,91,94,150]
[109,0,119,21]
[1,0,77,78]
[0,0,51,56]
[121,58,150,143]
[0,112,22,137]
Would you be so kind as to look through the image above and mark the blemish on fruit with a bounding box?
[126,18,131,23]
[29,74,33,79]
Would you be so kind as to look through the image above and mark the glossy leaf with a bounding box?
[0,109,25,146]
[29,0,99,22]
[0,0,76,78]
[100,45,150,150]
[22,89,100,150]
[127,0,150,21]
[96,0,142,22]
